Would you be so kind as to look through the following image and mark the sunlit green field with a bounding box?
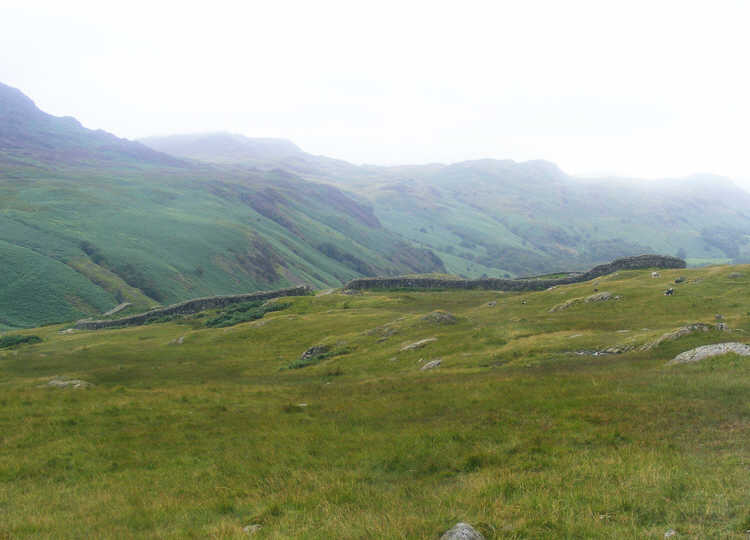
[1,265,749,538]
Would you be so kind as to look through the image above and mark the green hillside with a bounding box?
[0,83,445,328]
[4,81,750,330]
[1,264,748,537]
[142,134,750,277]
[363,163,750,276]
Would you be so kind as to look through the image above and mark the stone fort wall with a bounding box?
[75,285,312,330]
[344,255,686,292]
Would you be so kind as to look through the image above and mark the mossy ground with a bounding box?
[1,265,749,538]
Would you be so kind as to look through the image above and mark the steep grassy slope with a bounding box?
[1,265,749,537]
[0,84,445,328]
[143,134,750,276]
[0,239,114,327]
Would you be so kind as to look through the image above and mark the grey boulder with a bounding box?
[440,522,485,540]
[667,342,750,365]
[420,359,442,371]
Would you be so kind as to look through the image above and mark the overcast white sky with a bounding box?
[2,0,750,186]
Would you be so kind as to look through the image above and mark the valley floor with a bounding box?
[1,265,749,538]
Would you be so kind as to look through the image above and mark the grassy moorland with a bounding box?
[0,265,749,538]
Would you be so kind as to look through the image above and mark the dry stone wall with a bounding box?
[75,285,312,330]
[345,255,686,292]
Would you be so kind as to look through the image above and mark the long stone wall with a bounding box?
[75,285,312,330]
[344,254,686,292]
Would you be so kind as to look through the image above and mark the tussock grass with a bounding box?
[0,265,749,537]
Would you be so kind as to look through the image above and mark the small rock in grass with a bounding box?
[400,338,437,352]
[422,310,457,324]
[243,524,262,534]
[664,529,677,538]
[47,379,93,389]
[440,522,485,539]
[487,301,497,307]
[300,345,330,360]
[421,359,441,370]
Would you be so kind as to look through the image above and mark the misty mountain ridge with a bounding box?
[138,132,303,164]
[141,130,750,274]
[2,81,750,329]
[139,131,748,200]
[0,82,181,168]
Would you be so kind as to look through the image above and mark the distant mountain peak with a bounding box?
[0,82,39,114]
[0,81,183,168]
[139,132,304,164]
[440,157,567,184]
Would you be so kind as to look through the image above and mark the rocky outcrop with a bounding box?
[667,342,750,365]
[75,286,311,330]
[549,291,618,312]
[299,345,331,362]
[345,255,685,291]
[642,323,715,351]
[585,291,614,303]
[47,378,93,389]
